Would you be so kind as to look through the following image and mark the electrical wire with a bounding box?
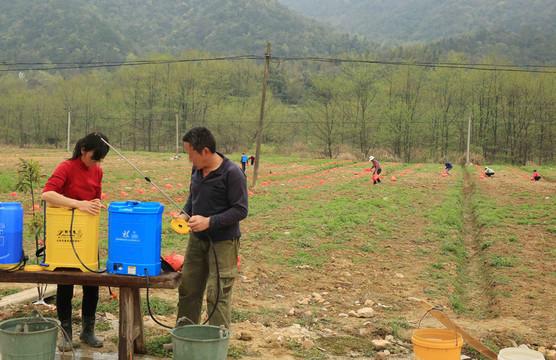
[1,55,555,74]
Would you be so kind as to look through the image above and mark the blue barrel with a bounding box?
[0,202,23,267]
[107,201,164,276]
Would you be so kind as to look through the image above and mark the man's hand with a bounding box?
[176,212,190,221]
[77,199,106,215]
[188,215,210,232]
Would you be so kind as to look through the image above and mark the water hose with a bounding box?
[69,209,106,274]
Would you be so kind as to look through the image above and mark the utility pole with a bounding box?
[175,113,180,156]
[66,110,71,152]
[251,42,271,188]
[466,115,471,165]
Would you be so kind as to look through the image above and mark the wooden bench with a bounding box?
[0,270,181,360]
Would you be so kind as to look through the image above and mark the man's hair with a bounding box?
[182,127,216,154]
[70,132,109,161]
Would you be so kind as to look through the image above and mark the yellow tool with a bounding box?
[171,218,190,234]
[23,264,44,272]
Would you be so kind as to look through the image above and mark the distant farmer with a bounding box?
[369,156,382,184]
[531,170,541,181]
[249,155,255,166]
[484,167,495,177]
[444,161,453,175]
[176,127,248,329]
[240,152,248,173]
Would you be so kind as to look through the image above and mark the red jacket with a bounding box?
[42,159,103,201]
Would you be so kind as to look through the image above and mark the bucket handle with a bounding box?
[418,306,460,347]
[219,327,229,339]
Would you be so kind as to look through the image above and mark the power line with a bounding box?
[1,55,556,74]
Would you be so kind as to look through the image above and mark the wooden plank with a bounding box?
[0,270,181,289]
[119,287,135,360]
[413,298,498,360]
[0,285,57,308]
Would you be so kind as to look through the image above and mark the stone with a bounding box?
[312,292,323,301]
[375,351,388,359]
[237,331,253,341]
[538,346,547,354]
[288,308,296,316]
[303,310,312,317]
[395,273,404,278]
[385,335,395,342]
[359,328,371,336]
[372,339,390,350]
[364,299,375,306]
[302,339,315,350]
[298,297,310,305]
[338,313,349,318]
[546,349,556,360]
[356,307,375,318]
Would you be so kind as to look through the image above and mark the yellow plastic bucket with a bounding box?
[43,207,100,272]
[412,328,463,360]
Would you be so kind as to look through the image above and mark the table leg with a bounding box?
[119,287,135,360]
[133,288,146,354]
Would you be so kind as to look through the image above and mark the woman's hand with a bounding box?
[77,199,106,215]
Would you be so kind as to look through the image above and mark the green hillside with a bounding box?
[0,0,368,63]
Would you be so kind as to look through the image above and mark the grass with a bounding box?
[0,171,16,193]
[0,288,20,297]
[489,255,516,268]
[423,174,467,312]
[95,320,112,332]
[316,336,375,357]
[145,333,172,357]
[388,317,411,338]
[142,296,176,316]
[1,149,555,356]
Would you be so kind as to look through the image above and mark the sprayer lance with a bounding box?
[99,137,185,215]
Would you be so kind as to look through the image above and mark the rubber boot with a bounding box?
[57,319,80,352]
[79,316,103,348]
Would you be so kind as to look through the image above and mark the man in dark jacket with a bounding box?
[176,127,248,328]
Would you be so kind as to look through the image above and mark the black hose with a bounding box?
[145,235,221,329]
[145,268,174,329]
[0,252,27,272]
[203,236,221,325]
[69,209,106,273]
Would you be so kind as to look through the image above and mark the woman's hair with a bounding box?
[70,132,110,161]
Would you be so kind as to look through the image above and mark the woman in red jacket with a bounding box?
[42,132,109,351]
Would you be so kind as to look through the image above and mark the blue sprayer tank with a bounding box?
[0,202,23,268]
[107,201,164,276]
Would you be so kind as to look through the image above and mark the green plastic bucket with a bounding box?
[0,317,59,360]
[171,325,229,360]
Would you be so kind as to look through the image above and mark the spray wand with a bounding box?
[99,138,190,234]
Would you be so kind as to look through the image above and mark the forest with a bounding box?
[1,51,554,165]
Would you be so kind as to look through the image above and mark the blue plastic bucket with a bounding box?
[0,202,23,268]
[107,201,164,276]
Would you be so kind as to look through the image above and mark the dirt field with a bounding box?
[1,148,554,359]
